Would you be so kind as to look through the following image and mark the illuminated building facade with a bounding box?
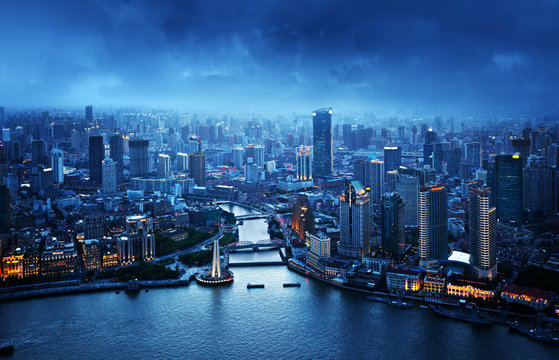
[125,215,155,262]
[40,242,78,277]
[446,276,496,300]
[501,284,553,310]
[338,181,370,258]
[386,267,422,292]
[469,187,497,280]
[2,248,24,279]
[291,194,314,240]
[296,145,312,181]
[82,239,101,271]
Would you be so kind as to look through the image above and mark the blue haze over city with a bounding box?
[0,1,559,359]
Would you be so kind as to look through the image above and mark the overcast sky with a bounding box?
[1,0,559,113]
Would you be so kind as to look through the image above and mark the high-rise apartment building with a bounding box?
[469,187,497,280]
[189,152,206,186]
[419,185,448,268]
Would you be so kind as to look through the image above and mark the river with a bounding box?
[0,203,557,359]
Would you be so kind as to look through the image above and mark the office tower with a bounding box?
[523,158,553,216]
[296,145,312,181]
[89,135,104,184]
[338,181,370,258]
[291,194,314,240]
[353,159,372,189]
[188,136,201,153]
[312,108,333,177]
[469,187,497,280]
[424,129,437,144]
[381,192,405,261]
[51,149,64,184]
[85,105,93,123]
[371,159,384,203]
[495,154,523,223]
[85,213,104,240]
[244,163,259,183]
[396,174,419,226]
[386,170,398,192]
[32,139,45,165]
[254,145,265,167]
[419,185,448,268]
[189,151,206,186]
[465,142,482,168]
[512,138,531,167]
[244,144,255,164]
[0,184,9,234]
[129,140,149,178]
[233,147,245,169]
[109,134,124,184]
[384,146,401,172]
[177,152,189,172]
[125,215,155,261]
[158,154,171,177]
[102,157,117,194]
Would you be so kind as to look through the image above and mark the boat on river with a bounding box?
[125,279,141,294]
[430,304,492,326]
[247,283,265,289]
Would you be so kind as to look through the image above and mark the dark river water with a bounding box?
[0,203,557,359]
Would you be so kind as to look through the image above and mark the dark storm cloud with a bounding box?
[1,0,559,112]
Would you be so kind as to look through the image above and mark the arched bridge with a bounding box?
[226,239,285,252]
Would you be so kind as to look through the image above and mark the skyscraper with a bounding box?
[158,153,171,177]
[89,135,104,184]
[371,159,385,203]
[396,174,420,226]
[254,145,265,167]
[296,145,312,181]
[102,157,117,194]
[338,181,370,258]
[312,108,333,177]
[109,134,124,184]
[495,154,523,223]
[419,185,448,268]
[291,194,314,240]
[384,146,401,172]
[177,152,189,172]
[381,192,405,261]
[465,142,482,168]
[469,187,497,280]
[129,140,149,178]
[85,105,93,123]
[31,139,45,165]
[233,147,245,169]
[353,159,372,189]
[51,148,64,184]
[189,151,206,186]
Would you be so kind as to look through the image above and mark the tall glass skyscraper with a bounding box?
[312,108,333,177]
[469,186,497,280]
[88,135,104,184]
[383,146,401,172]
[419,185,448,268]
[129,140,149,178]
[109,134,124,184]
[381,191,405,261]
[495,154,523,223]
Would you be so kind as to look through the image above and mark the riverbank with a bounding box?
[286,259,550,326]
[0,279,189,302]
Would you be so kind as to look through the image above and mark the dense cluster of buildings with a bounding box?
[0,104,558,312]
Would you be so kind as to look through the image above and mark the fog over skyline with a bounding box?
[2,1,559,114]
